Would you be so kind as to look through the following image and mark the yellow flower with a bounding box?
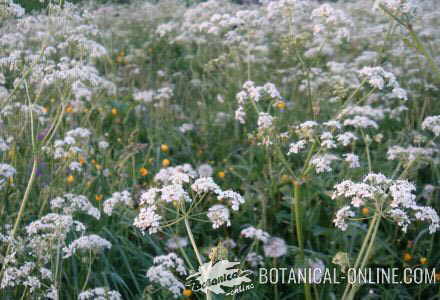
[160,144,169,152]
[140,167,149,176]
[162,159,171,167]
[276,100,286,110]
[182,289,192,297]
[95,164,102,170]
[403,252,412,262]
[361,207,369,216]
[66,105,74,113]
[66,175,75,184]
[217,171,226,179]
[111,108,118,116]
[79,157,86,165]
[420,257,428,265]
[95,194,103,201]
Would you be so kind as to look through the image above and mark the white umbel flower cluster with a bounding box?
[78,287,122,300]
[207,204,231,229]
[240,226,270,243]
[241,226,287,259]
[135,164,244,233]
[234,81,281,125]
[310,154,339,173]
[50,127,91,159]
[421,115,440,137]
[287,140,307,155]
[51,194,100,219]
[373,0,417,17]
[63,234,112,258]
[103,190,133,216]
[333,173,440,233]
[133,205,162,234]
[0,163,15,190]
[263,237,288,258]
[358,66,407,100]
[146,253,187,298]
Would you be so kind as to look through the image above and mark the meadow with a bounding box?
[0,0,439,299]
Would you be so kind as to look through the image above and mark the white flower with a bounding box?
[166,236,189,250]
[288,140,307,155]
[133,90,154,103]
[98,141,109,149]
[103,191,133,216]
[154,164,197,185]
[333,174,440,233]
[388,209,410,233]
[413,206,440,234]
[133,205,162,234]
[207,204,231,229]
[69,162,82,172]
[140,188,160,205]
[197,164,213,177]
[63,234,112,258]
[310,154,339,173]
[263,237,287,258]
[1,262,36,290]
[373,0,417,17]
[217,190,245,211]
[0,163,15,190]
[421,115,440,136]
[257,112,274,131]
[323,120,342,129]
[240,226,270,243]
[78,287,122,300]
[320,132,337,149]
[26,213,85,238]
[358,66,396,90]
[50,194,100,219]
[387,145,437,163]
[246,252,264,267]
[333,180,375,207]
[161,184,191,202]
[343,153,360,168]
[191,177,221,194]
[344,116,378,129]
[307,258,326,284]
[337,132,358,146]
[333,206,355,231]
[147,253,186,298]
[235,106,246,124]
[179,123,194,133]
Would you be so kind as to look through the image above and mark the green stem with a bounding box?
[346,214,381,300]
[184,215,212,300]
[293,182,312,300]
[361,130,372,173]
[81,251,93,292]
[341,212,381,300]
[184,215,203,266]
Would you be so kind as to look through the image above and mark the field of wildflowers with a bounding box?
[0,0,440,299]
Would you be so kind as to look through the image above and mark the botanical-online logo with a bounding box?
[186,260,254,295]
